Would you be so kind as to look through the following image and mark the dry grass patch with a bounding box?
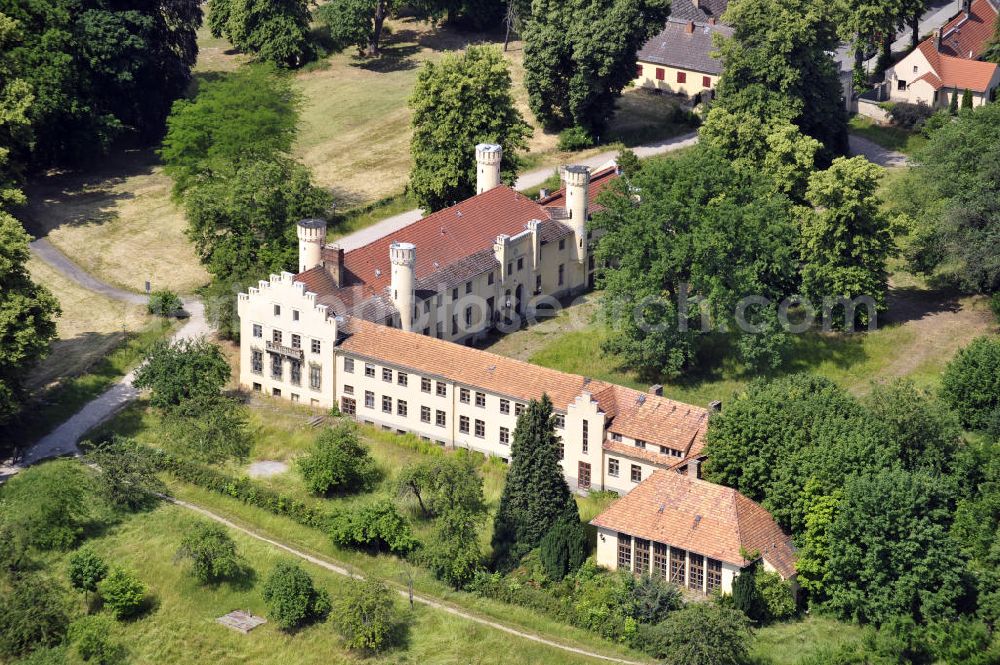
[21,152,209,294]
[25,257,152,393]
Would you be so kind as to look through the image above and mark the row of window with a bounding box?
[617,535,723,592]
[249,351,321,390]
[606,458,643,483]
[636,64,712,88]
[252,325,322,354]
[609,432,683,458]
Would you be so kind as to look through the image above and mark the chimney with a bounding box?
[687,458,701,479]
[538,188,550,199]
[649,384,663,397]
[708,400,722,413]
[685,20,695,34]
[691,0,701,10]
[934,28,941,50]
[963,0,971,18]
[708,17,716,25]
[327,246,345,288]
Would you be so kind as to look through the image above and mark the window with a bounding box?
[452,288,459,300]
[460,416,470,434]
[897,79,907,90]
[507,261,513,275]
[500,426,510,445]
[341,396,356,415]
[365,363,375,377]
[611,432,622,442]
[500,399,510,414]
[559,238,566,251]
[636,64,643,77]
[272,388,282,397]
[382,395,392,413]
[272,329,283,345]
[554,414,565,428]
[465,306,473,326]
[382,367,392,382]
[290,360,301,386]
[252,324,262,338]
[558,264,564,286]
[451,315,458,336]
[436,381,446,397]
[707,559,723,592]
[421,406,431,423]
[343,384,354,395]
[578,461,591,489]
[676,71,686,83]
[459,388,470,404]
[421,377,431,393]
[913,64,919,73]
[364,391,375,409]
[517,257,524,271]
[397,400,407,417]
[271,355,283,379]
[535,275,542,291]
[436,322,443,339]
[488,272,494,285]
[631,464,642,483]
[251,350,263,375]
[344,357,354,373]
[557,438,564,460]
[273,304,281,316]
[515,403,525,417]
[702,75,711,87]
[653,542,668,579]
[253,382,262,392]
[465,281,472,294]
[291,334,301,349]
[689,553,705,591]
[635,439,646,449]
[310,365,321,390]
[634,538,650,574]
[311,339,321,354]
[655,67,665,81]
[293,309,299,321]
[582,420,589,453]
[474,419,485,438]
[618,534,632,570]
[475,392,486,408]
[398,372,408,387]
[669,548,686,585]
[608,458,620,477]
[436,410,446,427]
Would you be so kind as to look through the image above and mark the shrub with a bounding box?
[0,459,93,551]
[569,561,638,641]
[755,570,796,622]
[731,563,766,622]
[332,578,401,653]
[262,560,330,630]
[85,436,165,510]
[991,292,1000,323]
[146,290,182,317]
[98,568,147,620]
[418,508,483,589]
[162,395,252,462]
[132,338,230,411]
[921,109,951,138]
[297,423,379,496]
[0,576,70,658]
[633,574,683,625]
[328,500,417,554]
[176,521,244,584]
[539,518,589,581]
[888,101,935,130]
[68,615,126,664]
[68,547,108,603]
[941,336,1000,430]
[557,126,594,151]
[636,603,752,664]
[16,647,70,665]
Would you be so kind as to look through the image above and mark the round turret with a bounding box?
[561,166,591,264]
[390,242,416,331]
[475,143,503,194]
[297,218,327,272]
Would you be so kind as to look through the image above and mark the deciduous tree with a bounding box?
[332,578,401,653]
[298,423,379,496]
[317,0,400,56]
[637,603,753,665]
[98,567,147,620]
[0,459,92,551]
[262,560,331,630]
[408,46,530,211]
[176,521,245,584]
[941,336,1000,431]
[396,455,485,518]
[132,338,230,411]
[85,436,166,510]
[208,0,310,67]
[0,576,70,658]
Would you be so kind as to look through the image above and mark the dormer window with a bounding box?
[635,439,646,449]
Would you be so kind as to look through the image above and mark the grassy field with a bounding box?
[25,257,152,393]
[753,616,865,665]
[849,114,928,155]
[20,152,209,294]
[33,502,632,665]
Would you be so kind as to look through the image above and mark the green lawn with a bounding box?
[34,502,631,665]
[753,616,865,665]
[849,115,927,155]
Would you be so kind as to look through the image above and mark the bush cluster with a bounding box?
[557,126,595,151]
[328,501,417,554]
[888,101,936,131]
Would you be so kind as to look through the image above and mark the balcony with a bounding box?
[265,340,304,361]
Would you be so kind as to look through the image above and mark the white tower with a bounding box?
[475,143,503,195]
[561,165,591,264]
[390,242,416,332]
[297,219,327,272]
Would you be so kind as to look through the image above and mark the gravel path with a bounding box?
[167,495,645,665]
[848,134,910,168]
[335,131,700,253]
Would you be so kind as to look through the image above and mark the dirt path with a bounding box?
[167,495,646,665]
[848,134,910,168]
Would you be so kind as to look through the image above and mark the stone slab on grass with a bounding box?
[216,610,267,634]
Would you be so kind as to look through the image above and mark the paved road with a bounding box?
[848,134,910,167]
[2,246,210,474]
[335,131,700,252]
[170,495,644,665]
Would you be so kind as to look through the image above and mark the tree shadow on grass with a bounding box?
[349,43,421,73]
[882,285,963,326]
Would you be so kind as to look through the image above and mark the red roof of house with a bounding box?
[910,0,1000,92]
[937,0,998,59]
[591,470,797,577]
[918,40,999,92]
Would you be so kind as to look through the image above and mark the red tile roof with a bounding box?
[937,0,998,59]
[918,40,999,92]
[591,470,796,577]
[910,0,1000,92]
[593,384,708,455]
[540,166,619,212]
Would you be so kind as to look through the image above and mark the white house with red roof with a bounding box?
[884,0,1000,107]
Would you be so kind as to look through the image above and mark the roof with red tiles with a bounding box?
[593,384,708,455]
[937,0,998,59]
[908,0,1000,92]
[918,40,999,91]
[540,166,619,211]
[591,470,796,578]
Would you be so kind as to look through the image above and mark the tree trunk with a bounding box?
[368,1,387,57]
[911,12,920,48]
